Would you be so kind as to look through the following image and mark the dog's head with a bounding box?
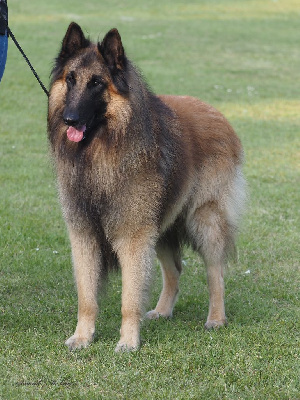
[50,22,129,142]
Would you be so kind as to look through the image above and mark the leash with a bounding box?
[7,26,49,97]
[0,11,49,97]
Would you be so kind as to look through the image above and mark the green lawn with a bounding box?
[0,1,299,399]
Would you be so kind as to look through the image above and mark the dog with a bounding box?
[47,22,246,351]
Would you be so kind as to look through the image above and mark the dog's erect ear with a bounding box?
[59,22,90,58]
[98,29,126,73]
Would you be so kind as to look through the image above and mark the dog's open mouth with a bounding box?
[66,125,87,142]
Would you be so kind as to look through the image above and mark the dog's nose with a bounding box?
[63,111,80,127]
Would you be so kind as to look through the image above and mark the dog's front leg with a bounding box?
[114,233,156,352]
[65,225,101,350]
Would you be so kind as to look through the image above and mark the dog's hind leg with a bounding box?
[187,202,232,329]
[146,242,182,320]
[65,225,101,350]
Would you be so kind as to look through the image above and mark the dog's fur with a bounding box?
[48,22,246,351]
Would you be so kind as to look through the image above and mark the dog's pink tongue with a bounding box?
[67,126,86,142]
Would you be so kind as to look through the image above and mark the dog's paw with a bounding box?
[145,309,172,320]
[145,310,160,320]
[115,340,139,353]
[65,335,93,350]
[205,318,228,330]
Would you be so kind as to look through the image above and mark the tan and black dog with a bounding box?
[48,22,246,351]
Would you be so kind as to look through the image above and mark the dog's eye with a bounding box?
[66,72,76,86]
[89,76,104,88]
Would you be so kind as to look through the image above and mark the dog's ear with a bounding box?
[98,29,126,73]
[59,22,90,58]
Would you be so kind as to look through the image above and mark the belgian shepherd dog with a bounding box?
[48,22,245,351]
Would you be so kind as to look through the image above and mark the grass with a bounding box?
[0,0,299,398]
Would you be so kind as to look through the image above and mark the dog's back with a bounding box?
[158,94,244,238]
